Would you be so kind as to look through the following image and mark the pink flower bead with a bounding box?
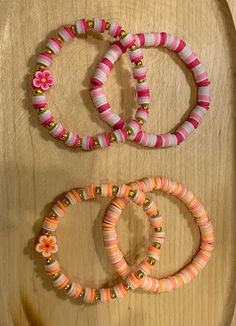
[33,70,54,91]
[35,235,58,257]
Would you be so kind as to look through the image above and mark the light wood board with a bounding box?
[0,0,236,325]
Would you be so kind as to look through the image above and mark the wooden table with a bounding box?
[1,0,235,325]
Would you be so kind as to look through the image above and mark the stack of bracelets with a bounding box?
[32,18,214,304]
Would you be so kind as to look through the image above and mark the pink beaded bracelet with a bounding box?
[90,32,210,148]
[31,19,148,151]
[35,183,163,303]
[102,176,214,293]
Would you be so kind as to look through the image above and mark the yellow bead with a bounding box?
[87,20,94,29]
[46,257,53,264]
[130,44,137,51]
[119,30,126,38]
[138,79,145,83]
[112,185,118,194]
[129,190,136,198]
[37,63,45,71]
[136,270,144,279]
[135,61,142,67]
[47,121,56,130]
[155,227,162,232]
[153,242,161,249]
[105,22,111,30]
[33,89,42,96]
[147,257,155,266]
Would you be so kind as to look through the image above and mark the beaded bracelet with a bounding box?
[102,176,214,293]
[35,183,164,303]
[90,32,210,148]
[31,18,149,151]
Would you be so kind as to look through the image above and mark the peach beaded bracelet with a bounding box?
[90,32,210,148]
[35,183,164,304]
[103,176,214,293]
[31,18,149,151]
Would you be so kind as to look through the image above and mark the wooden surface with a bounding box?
[1,0,235,325]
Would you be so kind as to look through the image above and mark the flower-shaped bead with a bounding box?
[35,235,58,257]
[33,70,54,91]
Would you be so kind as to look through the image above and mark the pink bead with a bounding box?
[81,136,94,151]
[108,22,122,38]
[58,26,74,42]
[65,131,80,148]
[113,129,127,143]
[75,18,88,34]
[97,134,110,148]
[133,66,147,80]
[32,95,47,108]
[37,53,53,67]
[49,123,66,139]
[46,38,62,54]
[93,18,106,33]
[119,33,135,48]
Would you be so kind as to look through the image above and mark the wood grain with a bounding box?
[0,0,235,325]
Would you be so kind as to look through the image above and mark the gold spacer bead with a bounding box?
[138,79,145,83]
[79,290,85,297]
[111,291,117,299]
[153,242,161,249]
[137,118,144,126]
[154,210,160,216]
[33,89,42,96]
[42,228,50,236]
[141,104,149,110]
[76,189,84,199]
[87,19,94,29]
[129,190,136,198]
[155,226,162,232]
[144,198,150,206]
[44,48,52,55]
[56,35,63,43]
[112,185,119,194]
[105,22,111,30]
[64,283,72,292]
[136,270,144,279]
[49,211,57,218]
[124,283,131,291]
[45,257,53,264]
[60,133,69,141]
[109,134,116,143]
[51,272,60,280]
[69,25,76,33]
[62,198,70,207]
[47,121,56,130]
[126,128,132,136]
[130,44,137,51]
[93,139,100,149]
[147,257,155,266]
[37,63,45,71]
[119,30,127,38]
[95,291,100,301]
[95,186,101,195]
[135,60,142,67]
[37,107,46,114]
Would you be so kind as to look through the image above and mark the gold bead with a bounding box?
[141,104,149,110]
[42,228,50,236]
[124,283,131,291]
[136,270,144,279]
[112,185,118,194]
[119,30,126,38]
[47,121,56,130]
[129,190,136,198]
[144,198,150,206]
[62,198,70,207]
[109,134,116,143]
[69,25,76,33]
[60,133,69,141]
[44,48,52,55]
[93,139,100,149]
[137,118,144,126]
[56,35,63,43]
[105,22,111,30]
[76,188,84,199]
[154,210,160,216]
[45,257,53,264]
[95,291,100,301]
[64,283,72,292]
[37,63,45,71]
[138,79,145,83]
[126,128,132,136]
[155,226,162,232]
[79,290,85,297]
[111,291,117,299]
[87,19,94,29]
[37,107,46,114]
[153,242,161,249]
[49,211,57,218]
[33,89,42,96]
[130,44,137,51]
[135,61,142,67]
[147,257,155,266]
[51,273,60,280]
[95,186,101,195]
